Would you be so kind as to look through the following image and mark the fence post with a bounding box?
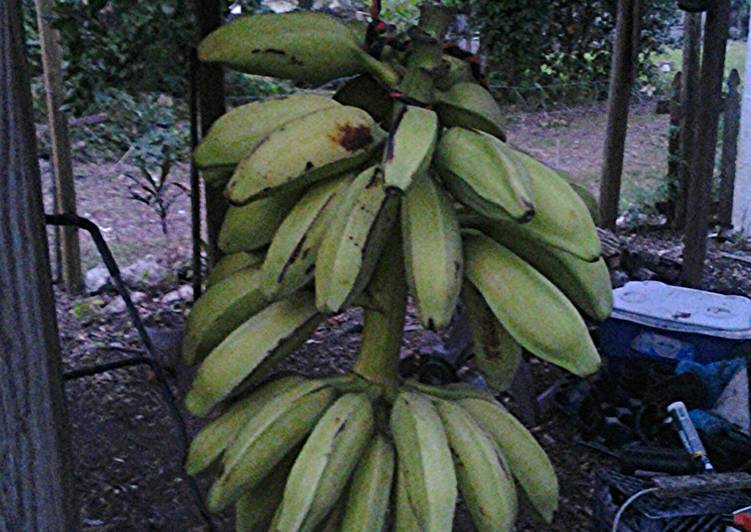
[681,0,731,287]
[675,12,703,229]
[599,0,642,229]
[718,69,741,228]
[34,0,83,293]
[0,1,76,528]
[667,71,682,218]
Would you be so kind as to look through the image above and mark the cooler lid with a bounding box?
[611,281,751,339]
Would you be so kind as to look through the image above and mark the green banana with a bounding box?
[401,173,462,330]
[235,450,299,532]
[276,393,374,531]
[185,294,323,416]
[383,105,439,191]
[437,400,517,531]
[219,190,301,253]
[559,171,600,225]
[390,391,457,531]
[194,94,339,169]
[315,166,399,314]
[463,232,600,376]
[435,82,507,141]
[227,106,386,205]
[470,221,613,321]
[394,462,421,532]
[460,398,559,524]
[434,127,534,222]
[512,150,602,261]
[261,175,352,300]
[333,74,393,124]
[181,267,268,366]
[198,12,399,85]
[186,374,305,476]
[208,379,336,511]
[205,251,263,288]
[340,433,395,532]
[462,282,522,392]
[435,55,476,92]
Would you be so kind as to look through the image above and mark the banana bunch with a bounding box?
[184,6,613,530]
[186,371,558,531]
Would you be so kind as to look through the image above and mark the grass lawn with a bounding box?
[654,39,747,81]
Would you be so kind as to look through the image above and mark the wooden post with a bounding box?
[681,0,731,287]
[667,71,682,218]
[599,0,642,229]
[675,12,703,229]
[0,0,76,529]
[34,0,82,293]
[196,0,226,266]
[718,69,741,228]
[733,15,751,234]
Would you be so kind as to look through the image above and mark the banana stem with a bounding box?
[418,3,457,41]
[352,231,406,387]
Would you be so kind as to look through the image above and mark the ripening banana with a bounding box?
[315,166,399,314]
[460,397,559,524]
[275,393,374,531]
[185,294,323,416]
[261,175,353,300]
[208,379,336,511]
[205,251,263,288]
[235,450,299,532]
[198,12,399,86]
[402,173,463,330]
[558,170,601,225]
[463,231,601,377]
[181,267,268,366]
[383,105,439,191]
[219,190,301,253]
[390,391,457,531]
[462,282,522,391]
[227,106,386,205]
[434,127,534,222]
[437,399,518,531]
[186,374,305,476]
[394,462,421,532]
[333,74,394,124]
[470,220,613,321]
[340,433,395,532]
[436,82,507,141]
[511,149,602,262]
[194,94,340,169]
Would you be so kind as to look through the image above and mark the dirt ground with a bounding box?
[46,100,747,531]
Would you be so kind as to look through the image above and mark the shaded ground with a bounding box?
[47,99,749,531]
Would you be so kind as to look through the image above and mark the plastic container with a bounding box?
[599,281,751,366]
[592,469,751,531]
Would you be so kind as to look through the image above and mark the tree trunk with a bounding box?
[196,0,226,266]
[681,0,731,287]
[733,15,751,234]
[34,0,82,293]
[675,12,702,229]
[0,1,76,529]
[718,69,741,228]
[667,71,682,218]
[599,0,642,229]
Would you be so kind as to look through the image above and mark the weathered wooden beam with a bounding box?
[675,12,703,229]
[599,0,642,229]
[718,69,741,228]
[0,0,76,529]
[681,0,731,287]
[195,0,227,266]
[34,0,82,293]
[733,15,751,234]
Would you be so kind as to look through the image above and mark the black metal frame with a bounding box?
[45,213,216,530]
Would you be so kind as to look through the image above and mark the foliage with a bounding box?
[458,0,679,99]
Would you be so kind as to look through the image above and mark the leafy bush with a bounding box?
[458,0,679,100]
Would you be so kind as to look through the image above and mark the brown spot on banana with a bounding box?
[331,124,374,152]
